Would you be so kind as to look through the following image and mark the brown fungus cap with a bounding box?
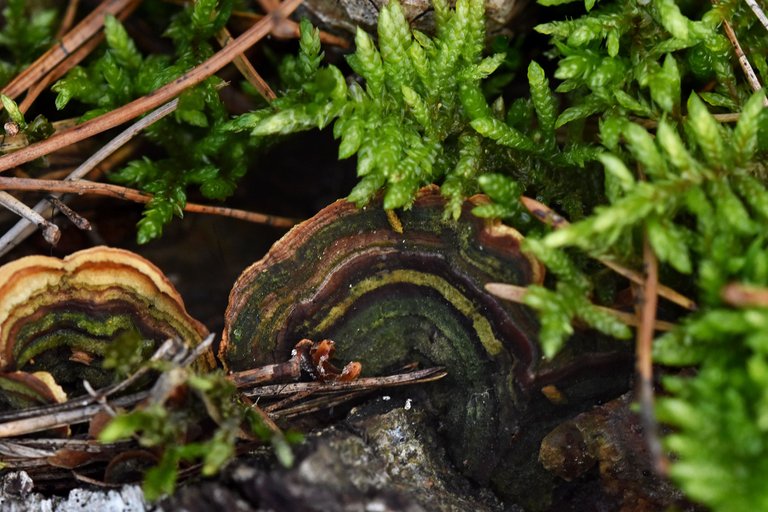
[221,186,544,483]
[0,246,211,408]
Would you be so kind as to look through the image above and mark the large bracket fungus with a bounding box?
[0,247,210,409]
[222,186,545,483]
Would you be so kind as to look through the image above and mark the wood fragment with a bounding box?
[19,31,106,114]
[0,392,149,438]
[721,282,768,307]
[216,27,276,102]
[0,99,181,256]
[233,3,351,47]
[633,112,742,129]
[56,0,82,39]
[46,196,91,231]
[270,391,370,419]
[244,367,448,398]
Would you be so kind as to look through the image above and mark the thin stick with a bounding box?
[0,392,148,438]
[56,0,82,40]
[270,390,370,419]
[256,0,300,40]
[216,27,276,102]
[722,17,767,103]
[1,0,142,101]
[744,0,768,33]
[721,282,768,307]
[19,31,106,114]
[0,338,212,438]
[46,195,92,231]
[0,177,299,227]
[103,338,185,398]
[228,7,350,47]
[245,367,448,398]
[633,112,742,129]
[637,234,668,475]
[0,99,181,256]
[0,0,303,173]
[485,282,677,331]
[600,258,696,310]
[520,195,698,310]
[0,191,60,244]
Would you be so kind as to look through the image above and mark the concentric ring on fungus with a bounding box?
[222,186,544,482]
[0,246,211,409]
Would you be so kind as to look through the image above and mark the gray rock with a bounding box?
[0,472,147,512]
[299,0,527,37]
[163,397,506,512]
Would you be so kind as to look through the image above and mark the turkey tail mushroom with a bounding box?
[221,186,545,483]
[0,246,211,409]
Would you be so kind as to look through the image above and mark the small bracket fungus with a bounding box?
[0,246,211,409]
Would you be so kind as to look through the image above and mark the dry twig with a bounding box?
[0,391,149,439]
[0,191,59,244]
[485,282,677,331]
[745,0,768,33]
[0,0,303,173]
[57,1,82,40]
[721,282,768,307]
[636,234,668,475]
[0,99,181,256]
[633,111,742,129]
[0,176,299,227]
[519,195,697,310]
[19,29,107,114]
[45,195,92,231]
[722,16,768,103]
[1,0,142,102]
[245,367,449,399]
[216,27,276,102]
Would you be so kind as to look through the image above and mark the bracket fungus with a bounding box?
[222,186,545,482]
[0,247,210,409]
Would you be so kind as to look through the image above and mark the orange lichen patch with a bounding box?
[0,247,211,407]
